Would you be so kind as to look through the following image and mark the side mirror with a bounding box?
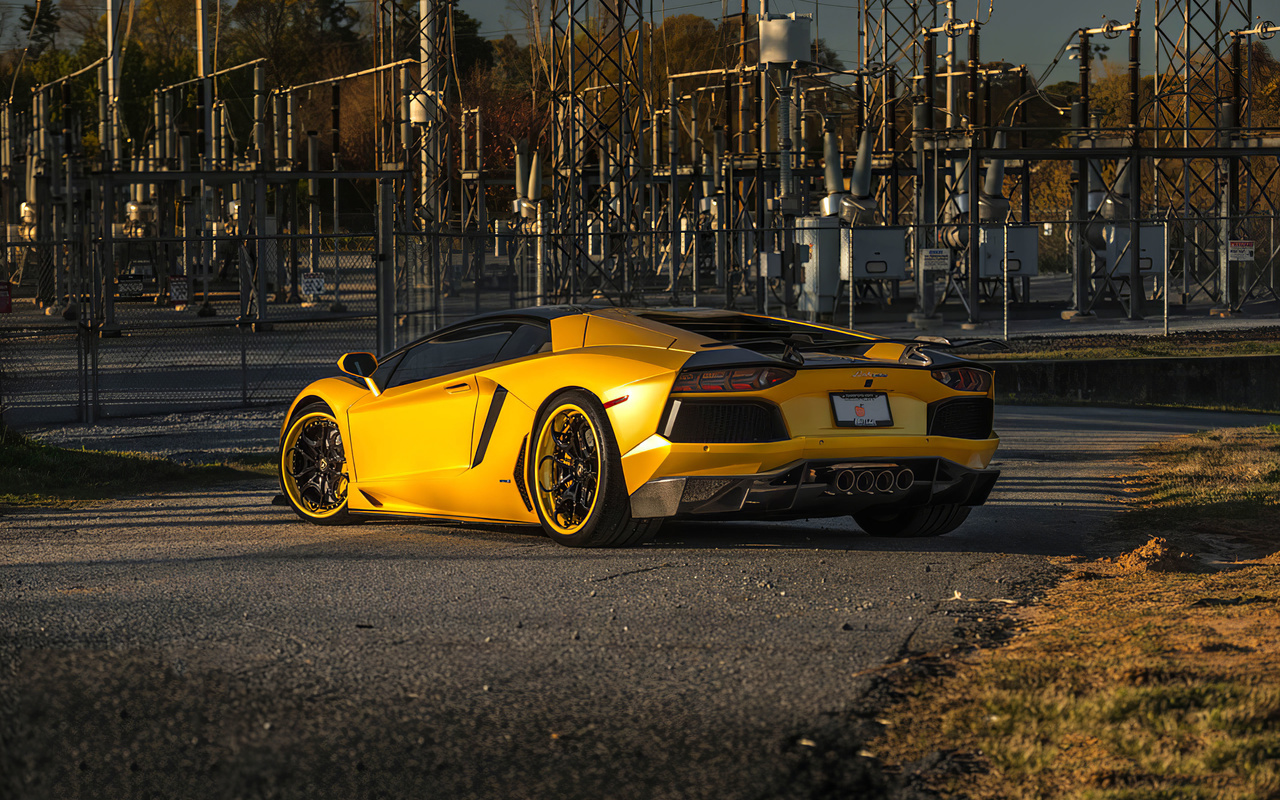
[338,352,379,395]
[338,352,377,377]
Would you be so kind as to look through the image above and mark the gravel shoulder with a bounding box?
[17,406,288,464]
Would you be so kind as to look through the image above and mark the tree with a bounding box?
[452,9,494,80]
[228,0,364,87]
[812,38,842,70]
[19,1,63,57]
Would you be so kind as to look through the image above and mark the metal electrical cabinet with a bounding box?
[789,224,907,318]
[841,226,908,281]
[795,216,841,316]
[1100,223,1167,277]
[978,225,1040,278]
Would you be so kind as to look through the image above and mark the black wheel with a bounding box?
[279,402,360,525]
[529,390,661,547]
[853,504,970,538]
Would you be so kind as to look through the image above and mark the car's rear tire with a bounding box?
[853,504,970,538]
[529,390,660,547]
[280,402,360,525]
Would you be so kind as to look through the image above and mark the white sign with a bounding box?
[1228,240,1255,262]
[301,271,325,296]
[919,248,950,271]
[169,276,189,303]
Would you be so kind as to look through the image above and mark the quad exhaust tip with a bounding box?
[855,470,874,493]
[831,468,915,494]
[875,470,894,493]
[834,469,856,493]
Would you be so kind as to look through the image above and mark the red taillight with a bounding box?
[931,367,992,393]
[671,366,795,393]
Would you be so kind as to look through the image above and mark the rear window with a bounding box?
[637,312,865,344]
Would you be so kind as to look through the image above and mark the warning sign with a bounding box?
[1228,240,1255,262]
[302,271,325,297]
[918,248,950,271]
[169,276,189,304]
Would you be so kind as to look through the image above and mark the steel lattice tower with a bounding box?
[1152,0,1253,304]
[545,0,651,303]
[861,1,938,223]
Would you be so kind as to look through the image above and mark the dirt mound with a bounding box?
[1111,537,1203,574]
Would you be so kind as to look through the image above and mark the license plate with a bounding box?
[830,392,893,428]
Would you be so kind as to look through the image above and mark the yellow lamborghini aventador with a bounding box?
[278,307,1000,546]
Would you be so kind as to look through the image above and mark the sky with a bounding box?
[454,0,1263,86]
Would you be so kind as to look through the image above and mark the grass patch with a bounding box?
[876,427,1280,798]
[973,329,1280,361]
[0,425,275,507]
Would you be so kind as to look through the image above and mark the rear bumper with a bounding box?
[628,457,1000,520]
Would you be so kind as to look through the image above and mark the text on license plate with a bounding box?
[830,392,893,427]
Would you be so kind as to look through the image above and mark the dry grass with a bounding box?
[1124,426,1280,521]
[876,426,1280,799]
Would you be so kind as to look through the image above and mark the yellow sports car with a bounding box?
[278,307,1000,546]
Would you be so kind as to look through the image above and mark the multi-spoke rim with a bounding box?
[282,412,349,517]
[534,404,601,534]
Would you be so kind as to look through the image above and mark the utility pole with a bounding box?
[195,0,215,167]
[195,0,216,316]
[105,0,122,166]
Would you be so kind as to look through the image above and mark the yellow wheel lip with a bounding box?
[281,411,349,519]
[533,402,602,537]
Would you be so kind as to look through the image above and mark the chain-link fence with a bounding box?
[3,186,1277,428]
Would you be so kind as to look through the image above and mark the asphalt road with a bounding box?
[2,406,1276,799]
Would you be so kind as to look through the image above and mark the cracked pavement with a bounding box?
[2,406,1276,798]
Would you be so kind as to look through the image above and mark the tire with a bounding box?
[853,504,970,538]
[528,390,661,547]
[279,402,360,525]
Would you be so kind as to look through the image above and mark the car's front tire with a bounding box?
[529,390,660,547]
[280,402,360,525]
[853,504,970,538]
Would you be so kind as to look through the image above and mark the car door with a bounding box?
[346,322,517,513]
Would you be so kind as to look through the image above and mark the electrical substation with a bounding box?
[1,0,1277,426]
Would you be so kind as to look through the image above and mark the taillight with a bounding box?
[931,367,992,393]
[671,366,795,393]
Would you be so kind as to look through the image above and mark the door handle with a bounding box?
[445,382,471,394]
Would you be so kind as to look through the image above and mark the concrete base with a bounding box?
[1208,307,1239,318]
[913,316,942,330]
[1060,310,1096,322]
[960,321,988,331]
